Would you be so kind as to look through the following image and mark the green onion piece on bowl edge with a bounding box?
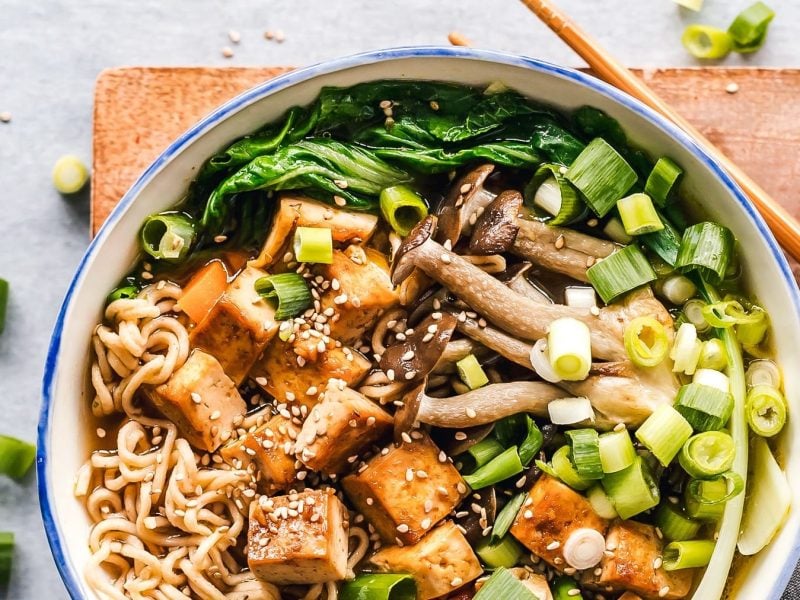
[681,25,733,59]
[587,244,657,304]
[379,185,428,236]
[565,138,637,217]
[524,163,585,225]
[0,532,13,586]
[0,278,8,335]
[140,213,196,262]
[617,193,664,235]
[0,435,36,480]
[340,573,416,600]
[293,226,333,264]
[728,2,775,54]
[254,273,312,321]
[474,567,541,599]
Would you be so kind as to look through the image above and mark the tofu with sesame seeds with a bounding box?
[148,350,246,453]
[510,475,610,570]
[190,266,279,385]
[294,382,393,474]
[248,488,349,585]
[316,246,399,345]
[220,414,299,492]
[581,520,693,600]
[367,521,483,600]
[342,434,468,545]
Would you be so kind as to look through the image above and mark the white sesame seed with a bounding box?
[404,370,417,380]
[401,350,415,361]
[228,30,241,43]
[726,82,739,94]
[659,587,670,598]
[450,577,463,587]
[466,407,477,419]
[653,556,663,569]
[210,410,221,420]
[396,524,410,533]
[405,468,414,482]
[96,428,106,438]
[191,393,202,404]
[524,510,533,519]
[0,112,11,123]
[454,431,467,441]
[440,253,452,264]
[547,540,561,551]
[221,46,234,58]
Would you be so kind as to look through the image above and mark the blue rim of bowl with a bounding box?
[38,46,800,599]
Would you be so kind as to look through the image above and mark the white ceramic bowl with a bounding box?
[39,47,800,599]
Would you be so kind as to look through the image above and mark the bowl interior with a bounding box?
[40,47,800,599]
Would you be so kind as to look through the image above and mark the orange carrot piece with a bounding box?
[177,260,228,324]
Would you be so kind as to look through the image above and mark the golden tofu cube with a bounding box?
[583,520,693,600]
[190,266,278,384]
[220,414,299,492]
[510,475,609,569]
[367,521,483,600]
[317,246,399,345]
[149,350,246,452]
[342,434,468,545]
[295,382,393,474]
[248,488,348,585]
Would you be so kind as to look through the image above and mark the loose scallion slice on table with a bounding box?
[379,185,428,236]
[655,503,701,542]
[547,317,591,381]
[663,540,716,571]
[672,0,704,11]
[0,532,12,586]
[674,383,734,431]
[254,273,313,320]
[474,567,540,600]
[660,274,697,306]
[617,193,664,235]
[463,446,523,490]
[476,535,524,569]
[623,316,669,367]
[465,438,506,471]
[598,428,636,474]
[602,216,633,244]
[293,226,333,264]
[680,431,736,478]
[586,485,618,519]
[524,164,584,225]
[675,222,734,283]
[547,397,594,426]
[645,157,683,206]
[745,359,781,389]
[491,492,526,542]
[0,435,36,480]
[601,456,660,519]
[140,213,196,262]
[0,278,8,335]
[52,154,89,194]
[456,354,489,390]
[699,338,728,371]
[728,1,775,54]
[565,138,637,217]
[635,405,693,466]
[565,429,603,480]
[745,385,787,437]
[670,322,703,375]
[681,25,733,59]
[340,573,416,600]
[586,244,657,304]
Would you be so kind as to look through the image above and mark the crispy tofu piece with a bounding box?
[342,434,468,545]
[316,246,399,345]
[149,350,246,452]
[220,414,299,492]
[510,475,610,570]
[190,266,278,385]
[251,194,379,268]
[248,488,349,585]
[583,521,693,600]
[295,382,393,474]
[251,336,371,409]
[368,521,482,600]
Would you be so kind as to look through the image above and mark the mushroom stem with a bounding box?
[456,317,534,369]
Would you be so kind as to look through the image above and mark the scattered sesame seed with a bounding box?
[659,587,670,598]
[546,540,561,551]
[228,30,241,43]
[221,46,234,58]
[454,431,467,441]
[726,82,739,94]
[404,370,417,380]
[466,407,477,419]
[396,523,410,533]
[0,112,11,123]
[440,253,452,264]
[96,428,106,438]
[430,100,439,111]
[401,350,415,361]
[210,410,221,420]
[568,590,581,597]
[653,556,663,569]
[333,195,347,207]
[401,432,413,444]
[614,422,626,432]
[450,576,463,587]
[524,510,533,519]
[191,392,202,404]
[555,234,566,249]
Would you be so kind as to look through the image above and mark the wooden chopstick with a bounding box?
[519,0,800,263]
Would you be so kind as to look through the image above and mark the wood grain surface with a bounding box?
[92,66,800,253]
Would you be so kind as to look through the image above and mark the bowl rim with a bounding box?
[37,45,800,599]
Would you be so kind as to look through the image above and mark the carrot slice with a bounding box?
[177,260,228,324]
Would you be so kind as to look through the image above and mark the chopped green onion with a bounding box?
[586,244,657,304]
[107,284,139,304]
[641,216,683,266]
[0,278,8,336]
[745,385,786,437]
[254,273,313,320]
[0,532,12,586]
[670,322,703,375]
[645,157,683,206]
[566,429,604,480]
[140,213,196,262]
[663,540,716,571]
[601,456,660,519]
[655,503,701,542]
[379,185,428,237]
[586,485,618,519]
[693,368,730,393]
[553,576,583,600]
[728,1,775,54]
[635,405,693,466]
[525,164,584,225]
[564,286,597,309]
[699,339,727,371]
[456,354,489,390]
[547,317,591,381]
[675,222,734,284]
[672,0,704,11]
[683,298,711,333]
[598,429,636,474]
[737,306,769,347]
[464,446,523,490]
[495,414,543,467]
[536,445,591,491]
[602,216,633,244]
[563,528,606,570]
[660,274,697,306]
[565,138,637,217]
[476,535,524,569]
[617,193,664,235]
[738,436,791,555]
[674,383,734,431]
[702,299,763,330]
[340,573,416,600]
[686,470,744,508]
[465,438,506,471]
[681,25,733,59]
[52,154,89,194]
[0,435,36,480]
[547,397,594,426]
[680,431,735,478]
[293,226,333,264]
[623,316,669,368]
[745,359,781,389]
[474,567,541,600]
[491,492,526,543]
[684,477,727,520]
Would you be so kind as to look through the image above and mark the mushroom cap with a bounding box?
[380,312,458,385]
[436,164,495,246]
[468,189,523,255]
[390,215,437,286]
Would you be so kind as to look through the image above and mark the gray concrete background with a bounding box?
[1,0,799,598]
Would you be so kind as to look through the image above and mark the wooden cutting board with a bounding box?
[92,66,800,277]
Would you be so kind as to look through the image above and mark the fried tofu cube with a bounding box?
[294,382,393,474]
[510,475,610,570]
[190,266,278,385]
[367,521,483,600]
[583,521,693,600]
[251,336,371,409]
[220,414,299,492]
[248,488,348,585]
[149,350,246,452]
[317,246,399,345]
[342,435,468,545]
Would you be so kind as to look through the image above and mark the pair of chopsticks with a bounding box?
[517,0,800,262]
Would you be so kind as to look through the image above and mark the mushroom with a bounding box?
[468,190,523,255]
[500,263,554,304]
[436,164,497,246]
[379,313,458,385]
[433,338,477,373]
[435,422,495,456]
[455,315,534,370]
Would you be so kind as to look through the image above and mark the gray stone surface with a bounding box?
[1,0,798,598]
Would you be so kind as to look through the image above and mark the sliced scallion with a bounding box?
[0,532,12,586]
[140,213,196,262]
[702,299,762,330]
[107,284,139,304]
[0,435,36,480]
[745,359,781,389]
[675,222,734,284]
[699,338,728,371]
[586,485,618,519]
[565,429,603,480]
[655,503,701,542]
[685,477,728,520]
[491,492,526,543]
[293,226,333,264]
[737,306,769,347]
[635,405,693,466]
[617,193,664,235]
[476,535,524,569]
[686,470,744,508]
[465,437,505,471]
[492,414,544,467]
[525,164,584,225]
[674,383,734,432]
[728,1,775,54]
[52,154,89,194]
[565,138,637,217]
[645,157,683,206]
[340,573,416,600]
[547,397,594,426]
[683,298,711,333]
[663,540,716,571]
[681,25,733,59]
[473,567,541,600]
[641,216,682,266]
[601,456,660,519]
[586,244,657,304]
[564,286,597,309]
[660,274,697,306]
[602,216,633,244]
[553,576,583,600]
[598,428,636,474]
[254,273,313,320]
[536,445,591,491]
[670,322,703,375]
[745,385,787,437]
[463,446,523,490]
[456,354,489,390]
[379,185,428,237]
[623,316,669,368]
[680,431,735,478]
[547,317,591,381]
[672,0,704,11]
[693,368,730,393]
[0,278,8,335]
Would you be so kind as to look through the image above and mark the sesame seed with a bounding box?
[404,370,417,380]
[440,253,452,264]
[0,112,11,123]
[515,475,527,488]
[417,470,428,479]
[726,82,739,94]
[555,234,565,249]
[586,256,596,267]
[228,30,241,43]
[401,350,415,361]
[396,524,409,533]
[653,556,663,569]
[546,540,561,551]
[424,500,433,513]
[406,468,414,482]
[210,410,221,420]
[306,386,318,396]
[438,451,447,463]
[450,577,463,587]
[466,407,477,419]
[401,432,412,444]
[430,100,439,111]
[221,46,234,58]
[568,590,581,597]
[191,393,202,404]
[386,369,396,381]
[366,497,374,506]
[614,422,626,432]
[659,587,670,598]
[524,510,533,519]
[96,428,106,438]
[460,183,472,194]
[454,431,467,441]
[379,100,393,109]
[255,376,268,386]
[421,517,431,529]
